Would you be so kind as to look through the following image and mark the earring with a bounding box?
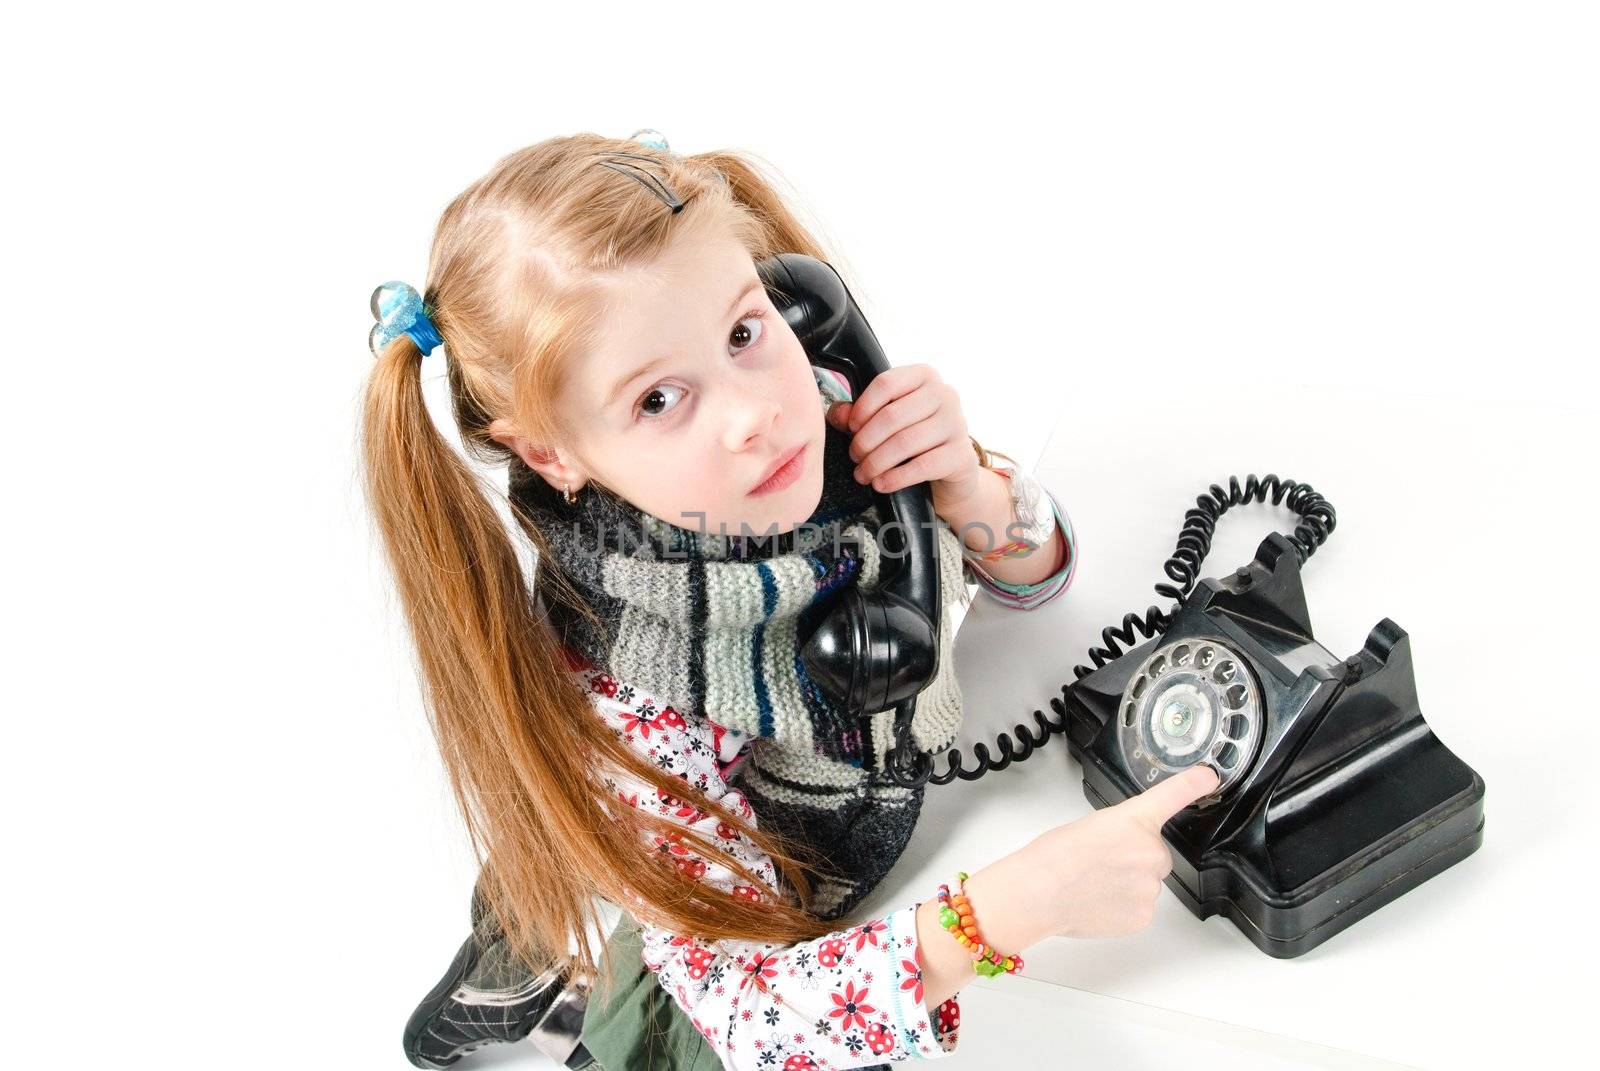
[564,482,578,505]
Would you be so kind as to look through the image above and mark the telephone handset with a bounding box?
[755,253,941,785]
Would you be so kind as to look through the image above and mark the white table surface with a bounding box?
[843,381,1592,1071]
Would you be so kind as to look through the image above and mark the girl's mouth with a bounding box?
[748,442,807,496]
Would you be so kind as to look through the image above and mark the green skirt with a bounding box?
[577,915,724,1071]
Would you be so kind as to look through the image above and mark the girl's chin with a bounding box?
[783,466,827,526]
[742,489,825,537]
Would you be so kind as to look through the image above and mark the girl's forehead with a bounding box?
[599,226,752,300]
[581,236,761,372]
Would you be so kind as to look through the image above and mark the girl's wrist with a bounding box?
[915,896,974,1010]
[915,838,1062,1005]
[959,844,1055,958]
[914,843,1051,1010]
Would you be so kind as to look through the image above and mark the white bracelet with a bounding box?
[959,461,1057,563]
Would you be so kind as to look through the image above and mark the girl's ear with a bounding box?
[489,418,590,493]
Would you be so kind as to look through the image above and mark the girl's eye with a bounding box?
[730,310,765,354]
[638,383,686,420]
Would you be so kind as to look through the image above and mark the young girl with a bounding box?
[363,131,1219,1071]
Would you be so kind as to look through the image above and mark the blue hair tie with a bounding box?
[368,280,444,358]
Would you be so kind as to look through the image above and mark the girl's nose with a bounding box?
[721,385,783,454]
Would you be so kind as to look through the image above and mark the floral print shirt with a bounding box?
[575,654,963,1069]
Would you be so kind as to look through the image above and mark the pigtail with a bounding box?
[361,299,846,1006]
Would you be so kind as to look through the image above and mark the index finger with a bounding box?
[1127,765,1220,829]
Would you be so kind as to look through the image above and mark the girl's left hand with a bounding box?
[824,363,983,521]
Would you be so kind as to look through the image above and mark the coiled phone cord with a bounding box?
[883,474,1338,788]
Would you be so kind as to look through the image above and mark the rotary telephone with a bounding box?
[759,253,1487,956]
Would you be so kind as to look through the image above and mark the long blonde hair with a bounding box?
[360,133,857,1002]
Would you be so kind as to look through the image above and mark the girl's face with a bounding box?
[500,226,828,538]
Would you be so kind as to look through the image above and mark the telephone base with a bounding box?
[1060,531,1487,958]
[1081,775,1485,958]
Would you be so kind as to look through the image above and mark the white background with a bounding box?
[3,2,1594,1068]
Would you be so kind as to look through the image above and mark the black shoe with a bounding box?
[402,879,594,1069]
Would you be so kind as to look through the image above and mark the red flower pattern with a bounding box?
[616,705,659,739]
[653,829,690,857]
[851,919,886,952]
[899,957,924,1005]
[828,980,876,1032]
[741,949,782,994]
[657,789,708,823]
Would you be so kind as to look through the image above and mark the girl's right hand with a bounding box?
[1031,764,1220,939]
[911,763,1221,1011]
[953,765,1216,954]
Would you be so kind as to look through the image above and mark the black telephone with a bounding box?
[1058,523,1486,956]
[757,255,1486,955]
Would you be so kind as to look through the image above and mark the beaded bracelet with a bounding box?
[935,871,1024,978]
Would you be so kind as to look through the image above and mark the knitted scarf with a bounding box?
[509,374,971,919]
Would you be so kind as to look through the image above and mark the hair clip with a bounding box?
[593,154,685,214]
[588,128,692,213]
[369,280,443,358]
